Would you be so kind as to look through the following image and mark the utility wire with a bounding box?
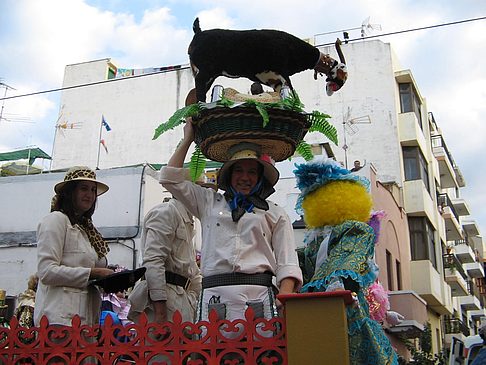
[0,65,191,101]
[317,15,486,47]
[1,15,485,102]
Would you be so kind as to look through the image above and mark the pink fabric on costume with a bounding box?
[367,210,386,244]
[365,281,389,322]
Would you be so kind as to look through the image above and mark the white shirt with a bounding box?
[160,166,302,287]
[142,199,202,301]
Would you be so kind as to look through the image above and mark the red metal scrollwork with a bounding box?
[0,308,287,365]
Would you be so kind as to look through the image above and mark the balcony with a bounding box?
[464,261,485,279]
[459,295,481,311]
[443,317,470,347]
[410,260,451,314]
[443,254,469,297]
[403,180,435,221]
[459,281,483,311]
[398,112,428,154]
[431,134,458,189]
[438,193,463,241]
[443,207,464,241]
[451,197,471,217]
[469,235,484,254]
[444,268,468,297]
[387,290,428,338]
[453,240,476,264]
[469,309,486,321]
[463,220,480,237]
[454,166,466,188]
[444,317,470,337]
[442,281,454,315]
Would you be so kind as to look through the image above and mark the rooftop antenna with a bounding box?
[0,81,33,124]
[342,106,371,169]
[314,16,382,44]
[0,81,15,122]
[361,16,382,38]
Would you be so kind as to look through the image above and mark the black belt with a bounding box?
[202,272,274,289]
[166,271,190,290]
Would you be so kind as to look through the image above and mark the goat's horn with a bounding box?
[335,38,346,64]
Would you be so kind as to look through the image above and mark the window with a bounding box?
[403,146,430,193]
[409,217,437,268]
[399,83,423,129]
[386,250,393,290]
[396,260,402,290]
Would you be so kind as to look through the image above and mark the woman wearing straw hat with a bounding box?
[34,166,114,327]
[160,122,302,329]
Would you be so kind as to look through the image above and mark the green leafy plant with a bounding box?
[189,145,206,182]
[153,90,338,179]
[295,140,314,161]
[152,103,202,140]
[399,323,446,365]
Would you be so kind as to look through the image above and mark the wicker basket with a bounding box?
[193,107,310,162]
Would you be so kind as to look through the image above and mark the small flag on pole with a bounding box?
[101,115,112,131]
[100,139,108,153]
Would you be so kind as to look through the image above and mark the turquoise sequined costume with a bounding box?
[301,220,398,365]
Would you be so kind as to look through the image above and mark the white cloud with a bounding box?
[194,8,235,31]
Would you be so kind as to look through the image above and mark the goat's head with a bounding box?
[313,39,347,96]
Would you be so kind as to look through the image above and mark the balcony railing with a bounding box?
[443,253,467,280]
[431,135,457,170]
[438,193,460,222]
[467,280,482,302]
[443,316,470,337]
[453,238,469,247]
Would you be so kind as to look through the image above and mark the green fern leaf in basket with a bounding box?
[217,94,235,108]
[189,145,206,182]
[153,103,202,140]
[296,140,314,161]
[308,111,338,145]
[280,92,304,112]
[255,103,270,127]
[239,99,270,127]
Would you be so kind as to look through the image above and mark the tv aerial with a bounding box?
[54,105,82,138]
[360,16,382,38]
[342,107,371,168]
[314,16,382,44]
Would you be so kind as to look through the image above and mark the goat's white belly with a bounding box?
[255,71,285,86]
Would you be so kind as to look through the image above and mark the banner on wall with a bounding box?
[115,65,183,78]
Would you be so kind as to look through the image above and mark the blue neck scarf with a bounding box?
[224,179,274,222]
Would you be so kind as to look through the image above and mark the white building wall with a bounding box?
[0,165,162,298]
[52,40,405,187]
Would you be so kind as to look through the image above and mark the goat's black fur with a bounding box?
[188,18,322,102]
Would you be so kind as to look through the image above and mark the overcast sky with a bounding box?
[1,0,486,237]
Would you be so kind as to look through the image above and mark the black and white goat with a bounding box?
[188,18,347,102]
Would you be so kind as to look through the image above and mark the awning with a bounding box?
[0,147,51,165]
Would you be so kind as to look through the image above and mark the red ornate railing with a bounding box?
[0,309,287,365]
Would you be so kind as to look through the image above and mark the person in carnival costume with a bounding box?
[160,121,302,328]
[294,157,397,365]
[35,166,114,327]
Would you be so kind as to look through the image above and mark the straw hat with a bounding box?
[54,166,109,196]
[217,143,279,191]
